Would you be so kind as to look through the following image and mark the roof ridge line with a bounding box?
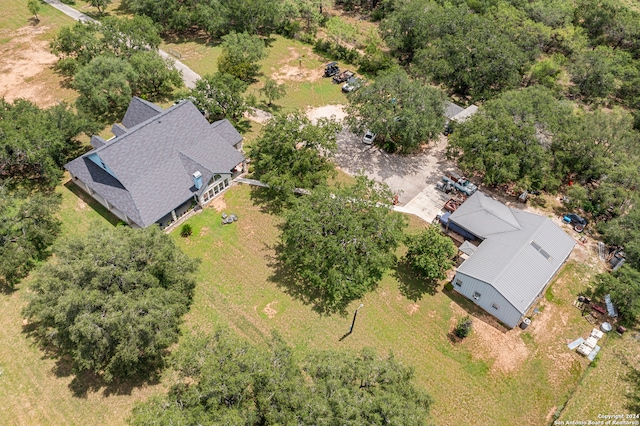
[91,101,188,156]
[463,210,548,310]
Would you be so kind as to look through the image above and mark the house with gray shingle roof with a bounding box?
[448,192,575,328]
[65,97,245,228]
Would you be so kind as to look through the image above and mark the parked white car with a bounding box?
[363,130,376,145]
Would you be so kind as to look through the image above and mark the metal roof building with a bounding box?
[449,192,576,328]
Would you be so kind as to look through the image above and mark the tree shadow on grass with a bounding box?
[264,242,349,316]
[22,321,160,398]
[620,350,640,412]
[247,186,293,216]
[392,260,439,302]
[256,102,283,115]
[234,118,254,135]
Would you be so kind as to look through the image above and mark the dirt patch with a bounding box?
[263,301,278,319]
[306,104,346,123]
[271,46,324,84]
[449,302,530,374]
[0,25,69,107]
[75,199,88,211]
[529,302,568,341]
[207,196,227,212]
[406,303,420,315]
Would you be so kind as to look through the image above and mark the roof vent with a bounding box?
[193,171,203,190]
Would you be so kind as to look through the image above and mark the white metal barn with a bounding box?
[449,192,576,328]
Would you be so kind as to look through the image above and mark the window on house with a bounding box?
[492,303,499,310]
[455,279,462,287]
[473,291,481,300]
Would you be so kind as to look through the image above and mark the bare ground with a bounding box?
[271,46,324,84]
[0,25,76,107]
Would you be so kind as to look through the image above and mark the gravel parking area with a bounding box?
[335,128,459,223]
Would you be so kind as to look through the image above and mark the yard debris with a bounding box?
[572,328,604,361]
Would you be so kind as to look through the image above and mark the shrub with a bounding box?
[444,282,454,291]
[180,223,193,237]
[454,316,473,338]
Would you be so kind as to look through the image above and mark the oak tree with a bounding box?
[24,225,199,382]
[278,176,406,310]
[249,112,340,206]
[344,69,445,153]
[129,330,432,425]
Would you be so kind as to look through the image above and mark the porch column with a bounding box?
[171,210,177,221]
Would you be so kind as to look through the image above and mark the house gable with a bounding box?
[65,98,245,228]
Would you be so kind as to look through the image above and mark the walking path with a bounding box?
[43,0,199,88]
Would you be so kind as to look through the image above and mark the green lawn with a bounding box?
[0,0,74,33]
[2,171,636,426]
[0,176,154,426]
[161,34,349,112]
[167,185,602,425]
[560,331,640,422]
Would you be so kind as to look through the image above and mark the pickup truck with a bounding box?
[332,70,354,84]
[442,174,477,196]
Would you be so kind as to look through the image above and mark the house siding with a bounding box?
[453,272,523,328]
[156,198,194,228]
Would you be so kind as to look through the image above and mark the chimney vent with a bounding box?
[193,171,203,190]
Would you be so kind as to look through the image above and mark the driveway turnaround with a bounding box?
[335,129,460,223]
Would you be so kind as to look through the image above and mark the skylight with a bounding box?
[531,241,552,261]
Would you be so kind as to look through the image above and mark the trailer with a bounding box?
[332,70,354,84]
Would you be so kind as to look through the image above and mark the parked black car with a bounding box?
[564,213,588,226]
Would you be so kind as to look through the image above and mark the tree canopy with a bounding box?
[50,16,162,75]
[217,32,267,82]
[259,77,286,106]
[129,330,431,425]
[73,55,137,123]
[592,265,640,326]
[0,190,60,289]
[50,17,181,121]
[122,0,292,38]
[24,225,199,382]
[0,98,97,188]
[382,1,544,100]
[404,225,457,283]
[249,112,340,206]
[344,69,445,153]
[278,176,406,311]
[189,72,249,124]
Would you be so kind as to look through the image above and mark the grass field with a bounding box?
[3,1,639,424]
[0,0,79,107]
[162,34,349,112]
[0,0,73,33]
[163,185,616,426]
[2,177,639,425]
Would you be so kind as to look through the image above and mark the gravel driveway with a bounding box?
[335,128,459,223]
